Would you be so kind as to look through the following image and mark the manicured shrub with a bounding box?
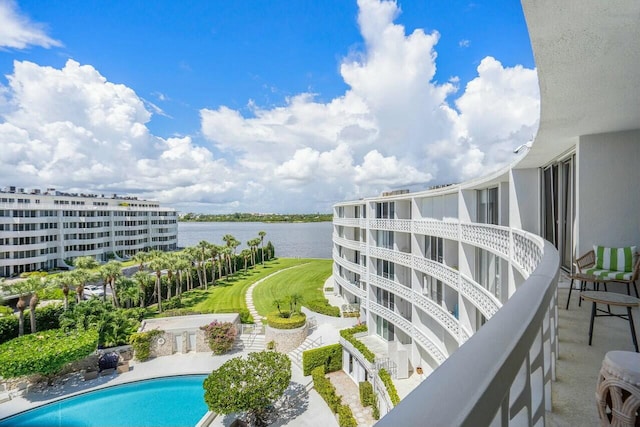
[163,295,183,310]
[340,325,375,363]
[159,308,202,317]
[0,315,19,344]
[372,398,380,420]
[215,308,253,324]
[0,328,98,378]
[129,329,164,361]
[266,311,306,329]
[302,343,342,376]
[379,368,400,406]
[306,299,340,317]
[359,381,374,407]
[338,404,357,427]
[311,366,341,413]
[201,321,237,355]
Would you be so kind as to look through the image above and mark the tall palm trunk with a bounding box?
[29,293,38,334]
[156,273,163,313]
[16,297,26,336]
[62,284,69,311]
[110,279,120,308]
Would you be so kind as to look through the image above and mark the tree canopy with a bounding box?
[203,351,291,426]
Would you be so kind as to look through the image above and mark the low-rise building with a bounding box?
[0,187,177,277]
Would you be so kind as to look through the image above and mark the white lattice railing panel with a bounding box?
[333,250,364,275]
[412,256,459,290]
[368,274,413,302]
[459,274,501,318]
[512,230,544,277]
[368,246,412,268]
[369,302,447,365]
[368,219,412,233]
[332,234,362,252]
[334,274,367,298]
[332,217,362,227]
[412,219,458,240]
[460,223,510,258]
[412,292,470,342]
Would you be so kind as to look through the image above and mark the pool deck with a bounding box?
[0,348,338,427]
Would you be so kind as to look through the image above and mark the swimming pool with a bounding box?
[0,375,209,427]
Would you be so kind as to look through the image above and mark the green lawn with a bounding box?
[252,259,332,316]
[178,258,319,313]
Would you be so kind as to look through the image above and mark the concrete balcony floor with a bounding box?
[549,273,639,426]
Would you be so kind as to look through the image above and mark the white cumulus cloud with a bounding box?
[0,0,540,214]
[0,1,61,49]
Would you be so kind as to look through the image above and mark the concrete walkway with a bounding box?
[327,371,376,427]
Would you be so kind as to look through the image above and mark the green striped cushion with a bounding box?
[593,246,636,272]
[584,268,633,280]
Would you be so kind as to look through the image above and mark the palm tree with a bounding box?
[173,255,189,296]
[132,271,153,308]
[148,252,167,313]
[47,273,70,311]
[273,298,284,316]
[258,231,266,265]
[289,293,303,314]
[116,277,139,308]
[208,244,220,286]
[1,278,30,336]
[221,247,233,281]
[23,275,47,334]
[70,268,93,302]
[197,240,210,288]
[74,255,99,270]
[240,249,252,272]
[99,261,122,307]
[132,251,151,272]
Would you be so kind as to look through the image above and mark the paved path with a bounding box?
[327,371,376,427]
[245,263,309,323]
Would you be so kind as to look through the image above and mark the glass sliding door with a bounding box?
[542,157,575,271]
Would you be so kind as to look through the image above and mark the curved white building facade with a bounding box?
[333,0,640,424]
[0,187,177,277]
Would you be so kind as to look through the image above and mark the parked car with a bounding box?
[83,285,105,299]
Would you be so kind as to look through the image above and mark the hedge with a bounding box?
[302,343,342,376]
[266,311,306,329]
[359,381,374,407]
[0,315,19,344]
[311,366,341,413]
[338,404,357,427]
[0,328,98,378]
[0,303,65,345]
[306,299,340,317]
[339,325,375,363]
[379,368,400,406]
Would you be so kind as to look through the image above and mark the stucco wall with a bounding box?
[577,129,640,254]
[265,323,308,353]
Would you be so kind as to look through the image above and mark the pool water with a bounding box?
[0,375,209,427]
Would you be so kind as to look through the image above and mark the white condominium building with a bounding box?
[333,0,640,424]
[0,187,178,277]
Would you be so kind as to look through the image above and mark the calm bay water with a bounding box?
[178,221,333,259]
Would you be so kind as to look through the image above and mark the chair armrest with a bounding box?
[575,250,595,272]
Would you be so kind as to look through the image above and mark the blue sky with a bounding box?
[0,0,539,213]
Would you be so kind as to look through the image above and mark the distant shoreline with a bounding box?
[179,213,333,223]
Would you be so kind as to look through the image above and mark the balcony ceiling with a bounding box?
[518,0,640,168]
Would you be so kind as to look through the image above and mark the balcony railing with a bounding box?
[332,234,364,252]
[333,274,366,299]
[376,239,559,427]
